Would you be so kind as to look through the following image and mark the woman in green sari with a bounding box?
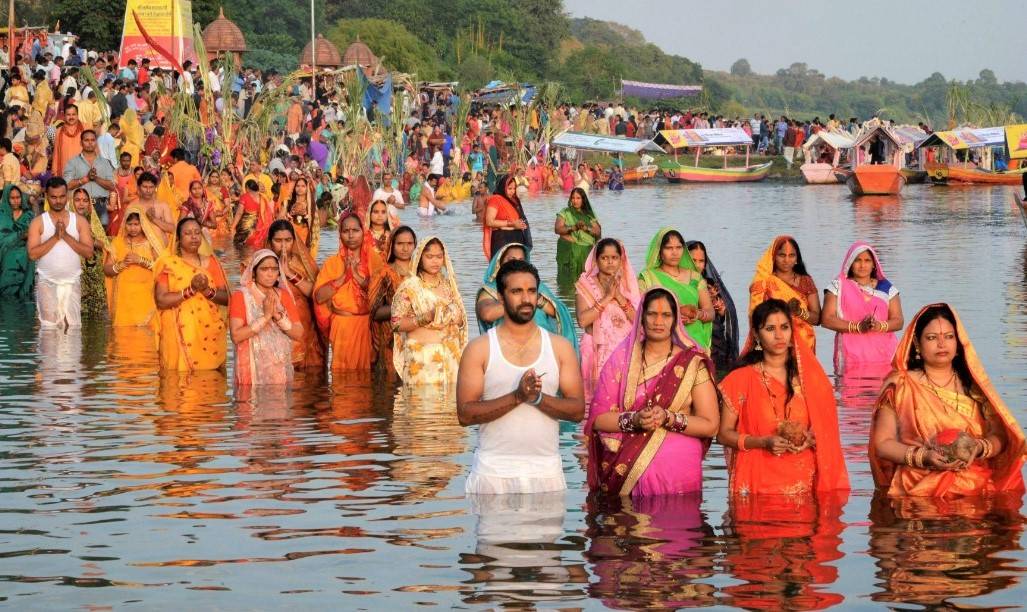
[638,228,715,351]
[72,187,111,320]
[476,242,579,353]
[554,187,600,282]
[0,185,35,300]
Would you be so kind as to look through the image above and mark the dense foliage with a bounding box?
[32,1,1027,123]
[710,61,1026,125]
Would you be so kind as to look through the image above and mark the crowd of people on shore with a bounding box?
[0,39,1023,511]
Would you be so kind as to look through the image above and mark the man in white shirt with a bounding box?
[429,146,445,176]
[457,259,584,494]
[371,169,405,222]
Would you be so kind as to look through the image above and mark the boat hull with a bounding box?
[623,165,658,183]
[1014,191,1027,230]
[926,162,1025,185]
[800,163,843,184]
[661,161,772,183]
[900,168,928,184]
[846,165,905,195]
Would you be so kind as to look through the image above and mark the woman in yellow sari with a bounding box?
[119,108,144,167]
[391,237,467,385]
[314,211,383,370]
[870,303,1025,498]
[154,217,230,371]
[748,235,821,353]
[266,219,325,370]
[103,204,165,328]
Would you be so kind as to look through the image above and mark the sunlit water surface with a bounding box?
[2,182,1026,609]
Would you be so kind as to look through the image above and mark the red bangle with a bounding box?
[204,287,216,299]
[738,434,749,451]
[183,287,194,299]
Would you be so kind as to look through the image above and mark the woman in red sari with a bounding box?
[266,220,325,370]
[231,178,274,250]
[870,303,1025,498]
[586,288,720,497]
[719,298,850,497]
[482,174,531,260]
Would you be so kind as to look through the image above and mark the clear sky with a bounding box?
[562,0,1027,84]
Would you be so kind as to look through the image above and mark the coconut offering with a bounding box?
[931,428,977,463]
[776,420,807,447]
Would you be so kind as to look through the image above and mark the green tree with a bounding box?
[556,46,624,101]
[50,0,125,49]
[326,18,444,79]
[730,58,751,76]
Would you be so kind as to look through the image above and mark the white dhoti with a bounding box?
[36,275,82,329]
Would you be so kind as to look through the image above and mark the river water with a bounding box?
[2,182,1026,608]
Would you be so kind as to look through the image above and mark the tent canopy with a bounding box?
[917,126,1007,150]
[803,130,855,150]
[659,128,752,149]
[553,132,664,154]
[621,80,702,100]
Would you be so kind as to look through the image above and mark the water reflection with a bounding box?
[868,492,1025,606]
[585,494,717,608]
[461,491,587,605]
[3,183,1027,606]
[721,493,848,610]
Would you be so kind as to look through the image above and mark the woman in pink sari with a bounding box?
[585,288,720,497]
[820,241,903,374]
[559,160,574,192]
[576,238,640,406]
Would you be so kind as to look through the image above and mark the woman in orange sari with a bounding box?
[153,217,230,371]
[364,199,393,258]
[103,204,165,329]
[869,303,1025,498]
[369,225,416,378]
[266,219,325,370]
[282,176,319,258]
[719,298,849,496]
[314,211,383,370]
[748,236,820,353]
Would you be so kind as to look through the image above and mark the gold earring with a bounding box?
[754,340,763,351]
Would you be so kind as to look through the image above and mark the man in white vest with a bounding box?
[456,258,584,494]
[26,177,94,330]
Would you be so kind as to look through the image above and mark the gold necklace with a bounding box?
[757,362,792,422]
[422,273,444,289]
[923,369,960,412]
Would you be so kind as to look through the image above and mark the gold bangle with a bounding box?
[904,445,916,467]
[878,320,889,333]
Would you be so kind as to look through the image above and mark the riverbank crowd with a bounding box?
[1,38,1024,518]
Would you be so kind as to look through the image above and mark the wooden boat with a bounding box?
[925,161,1025,185]
[801,131,854,184]
[847,165,906,195]
[623,164,659,183]
[1013,191,1027,230]
[900,167,928,184]
[917,127,1023,185]
[846,122,907,196]
[657,127,769,183]
[661,160,772,183]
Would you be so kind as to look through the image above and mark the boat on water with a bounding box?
[845,122,908,196]
[800,130,855,184]
[623,164,659,183]
[657,127,770,183]
[1012,191,1027,230]
[917,126,1025,185]
[551,131,665,185]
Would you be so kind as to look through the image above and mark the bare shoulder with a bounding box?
[461,334,490,363]
[548,332,576,359]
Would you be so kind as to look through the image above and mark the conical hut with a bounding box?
[201,7,247,65]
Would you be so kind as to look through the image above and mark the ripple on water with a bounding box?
[1,183,1026,607]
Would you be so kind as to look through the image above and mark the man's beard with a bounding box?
[503,300,536,325]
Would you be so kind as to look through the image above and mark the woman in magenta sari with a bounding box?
[559,160,574,192]
[820,241,903,374]
[576,238,640,406]
[586,288,720,497]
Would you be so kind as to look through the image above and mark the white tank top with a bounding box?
[37,211,82,283]
[470,327,562,485]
